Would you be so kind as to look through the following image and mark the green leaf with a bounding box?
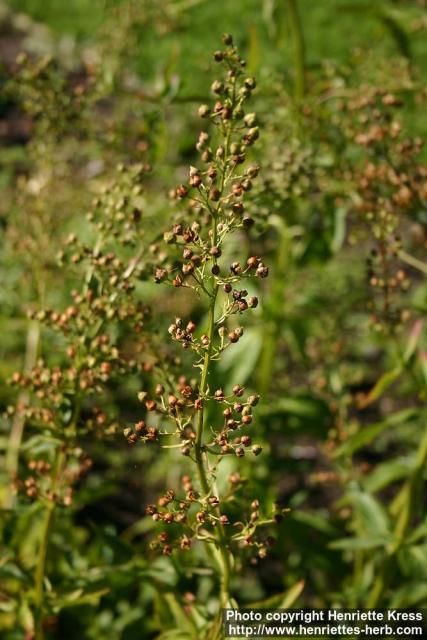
[163,593,198,636]
[333,408,418,457]
[390,583,427,607]
[52,587,110,610]
[403,319,423,362]
[329,536,391,551]
[0,562,31,585]
[20,434,62,454]
[348,491,391,537]
[246,580,304,609]
[331,206,347,253]
[397,544,427,580]
[407,519,427,545]
[292,510,341,537]
[356,366,402,408]
[379,11,411,60]
[219,327,263,385]
[362,456,414,493]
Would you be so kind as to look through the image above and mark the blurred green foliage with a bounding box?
[1,0,427,638]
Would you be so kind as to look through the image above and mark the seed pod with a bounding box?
[211,80,224,95]
[228,331,239,343]
[198,104,210,117]
[176,185,188,199]
[209,187,221,201]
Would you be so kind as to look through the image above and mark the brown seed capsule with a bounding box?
[173,275,184,287]
[228,331,239,343]
[182,263,194,276]
[180,536,192,550]
[198,104,210,118]
[256,264,269,278]
[189,173,202,188]
[145,400,157,411]
[219,514,230,524]
[230,262,242,275]
[155,384,165,396]
[186,321,196,333]
[208,165,217,179]
[135,421,146,433]
[176,184,188,198]
[211,80,224,95]
[146,504,157,515]
[242,215,254,228]
[209,187,221,201]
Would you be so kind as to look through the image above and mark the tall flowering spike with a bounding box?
[127,37,277,614]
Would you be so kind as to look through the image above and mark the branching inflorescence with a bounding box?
[125,35,277,613]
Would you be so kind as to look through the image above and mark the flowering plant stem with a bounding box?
[194,156,232,611]
[34,448,65,640]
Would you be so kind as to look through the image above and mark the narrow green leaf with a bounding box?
[247,580,304,609]
[333,408,418,457]
[329,536,391,551]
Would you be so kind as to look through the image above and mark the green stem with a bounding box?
[285,0,306,104]
[34,448,66,640]
[194,127,233,607]
[5,320,41,509]
[194,265,231,609]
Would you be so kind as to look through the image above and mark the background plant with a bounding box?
[1,0,427,638]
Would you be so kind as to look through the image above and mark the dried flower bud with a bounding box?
[198,104,210,118]
[211,80,224,95]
